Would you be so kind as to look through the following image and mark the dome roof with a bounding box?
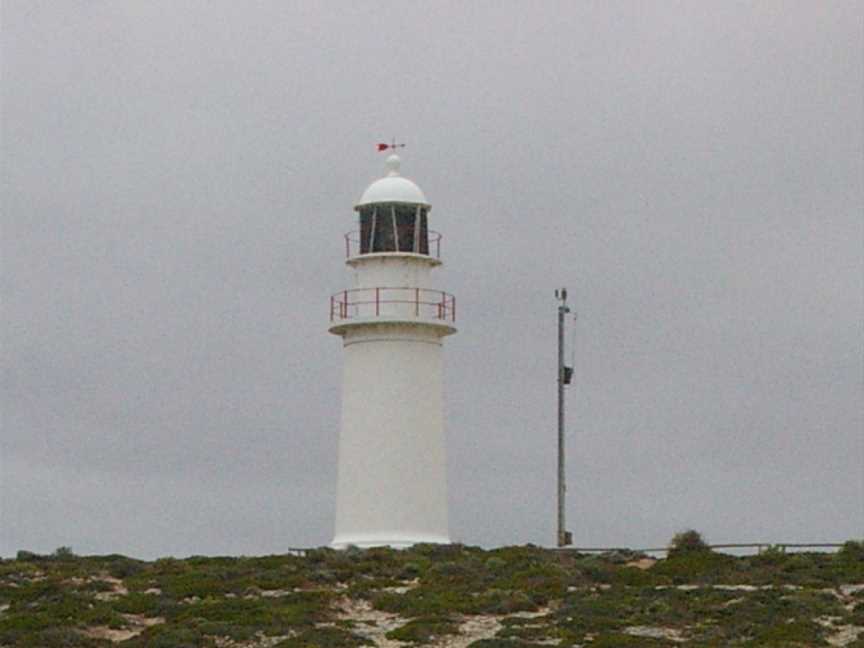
[355,155,429,208]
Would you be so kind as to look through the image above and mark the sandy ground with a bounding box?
[80,614,164,642]
[61,579,864,647]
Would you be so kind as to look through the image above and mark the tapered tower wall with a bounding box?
[332,323,449,549]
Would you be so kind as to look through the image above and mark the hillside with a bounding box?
[1,542,863,647]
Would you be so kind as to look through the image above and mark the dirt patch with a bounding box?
[625,625,687,643]
[333,598,554,648]
[93,574,129,601]
[381,579,420,595]
[839,584,864,597]
[212,633,292,647]
[333,597,407,647]
[80,614,164,643]
[624,558,657,570]
[816,616,864,647]
[439,615,502,648]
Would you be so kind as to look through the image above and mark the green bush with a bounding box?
[653,550,736,584]
[475,589,537,615]
[751,618,826,645]
[667,530,709,557]
[839,540,864,561]
[468,640,553,648]
[591,633,671,647]
[122,624,214,648]
[849,601,864,625]
[10,627,110,647]
[176,593,331,631]
[52,547,77,561]
[284,626,373,647]
[79,603,127,629]
[103,556,145,579]
[385,616,458,644]
[496,615,558,642]
[110,592,165,616]
[372,587,475,616]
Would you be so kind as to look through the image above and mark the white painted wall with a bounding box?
[332,323,450,549]
[348,253,439,290]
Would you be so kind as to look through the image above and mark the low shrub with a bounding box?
[667,530,709,557]
[839,540,864,561]
[121,624,215,648]
[385,616,458,644]
[591,633,670,647]
[652,550,736,584]
[284,625,373,647]
[752,618,825,645]
[103,556,146,579]
[468,640,553,648]
[9,626,110,647]
[52,547,77,562]
[110,592,166,616]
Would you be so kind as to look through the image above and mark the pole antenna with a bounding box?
[556,288,573,547]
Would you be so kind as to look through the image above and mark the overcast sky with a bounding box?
[2,1,862,559]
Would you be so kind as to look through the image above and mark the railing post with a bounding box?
[330,295,334,322]
[376,287,380,316]
[345,234,349,258]
[451,296,456,322]
[343,290,347,319]
[415,288,420,316]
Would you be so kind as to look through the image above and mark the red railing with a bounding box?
[344,230,442,259]
[330,287,455,323]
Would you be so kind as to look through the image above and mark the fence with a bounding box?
[330,287,456,323]
[561,543,846,556]
[286,542,847,557]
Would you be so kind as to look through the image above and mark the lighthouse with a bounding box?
[329,154,456,549]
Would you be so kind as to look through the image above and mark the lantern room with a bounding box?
[353,155,432,256]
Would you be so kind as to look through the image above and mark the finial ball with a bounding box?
[385,154,401,176]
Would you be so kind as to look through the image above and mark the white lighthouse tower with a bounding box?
[329,154,455,549]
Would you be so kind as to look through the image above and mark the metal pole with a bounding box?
[556,289,570,547]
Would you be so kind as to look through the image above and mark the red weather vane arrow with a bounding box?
[377,138,406,152]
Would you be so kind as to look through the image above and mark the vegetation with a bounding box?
[0,539,861,646]
[667,530,709,557]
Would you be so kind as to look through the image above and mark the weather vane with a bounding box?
[377,138,406,152]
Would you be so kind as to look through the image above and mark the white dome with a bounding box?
[355,155,429,208]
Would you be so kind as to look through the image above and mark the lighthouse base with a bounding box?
[331,532,451,550]
[331,323,451,552]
